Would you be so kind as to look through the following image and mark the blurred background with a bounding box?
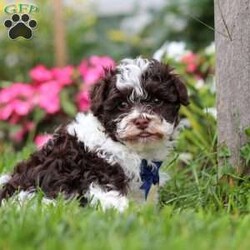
[0,0,216,169]
[0,0,214,81]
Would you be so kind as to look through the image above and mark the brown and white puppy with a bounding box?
[0,57,189,211]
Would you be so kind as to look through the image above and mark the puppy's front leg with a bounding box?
[146,171,170,204]
[86,183,128,212]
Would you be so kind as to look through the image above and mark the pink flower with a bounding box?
[0,83,34,104]
[51,66,74,87]
[11,100,33,116]
[76,90,90,111]
[0,105,13,120]
[35,81,61,114]
[89,56,115,69]
[78,56,115,85]
[29,65,53,83]
[0,83,35,120]
[9,113,21,124]
[34,134,52,148]
[187,63,197,73]
[181,52,199,73]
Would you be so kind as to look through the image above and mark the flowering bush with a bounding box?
[0,56,115,148]
[0,45,215,155]
[158,42,216,166]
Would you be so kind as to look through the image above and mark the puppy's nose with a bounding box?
[133,117,150,130]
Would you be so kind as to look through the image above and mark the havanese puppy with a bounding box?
[0,57,189,212]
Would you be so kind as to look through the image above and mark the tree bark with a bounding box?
[53,0,67,67]
[215,0,250,172]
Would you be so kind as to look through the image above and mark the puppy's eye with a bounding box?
[152,98,162,105]
[119,101,129,109]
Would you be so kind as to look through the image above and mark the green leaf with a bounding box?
[218,146,231,158]
[0,81,13,88]
[60,89,77,117]
[240,143,250,165]
[33,108,46,123]
[244,127,250,137]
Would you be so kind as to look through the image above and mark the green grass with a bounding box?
[0,145,250,250]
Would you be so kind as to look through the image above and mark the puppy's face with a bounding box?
[90,58,189,150]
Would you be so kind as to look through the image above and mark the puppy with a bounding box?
[0,57,189,211]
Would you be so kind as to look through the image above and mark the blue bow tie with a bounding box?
[139,159,163,200]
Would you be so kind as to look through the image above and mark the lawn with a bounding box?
[0,144,250,250]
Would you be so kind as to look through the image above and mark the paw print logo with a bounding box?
[4,14,37,40]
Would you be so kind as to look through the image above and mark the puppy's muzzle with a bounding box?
[133,117,150,130]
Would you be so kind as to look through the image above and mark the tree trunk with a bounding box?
[53,0,67,67]
[214,0,250,172]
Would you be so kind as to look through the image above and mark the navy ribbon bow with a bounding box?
[139,159,163,200]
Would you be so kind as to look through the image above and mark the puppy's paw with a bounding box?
[87,183,129,212]
[0,174,11,186]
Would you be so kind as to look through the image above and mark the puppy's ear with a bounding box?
[90,69,114,115]
[90,80,107,115]
[161,62,189,106]
[174,79,189,106]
